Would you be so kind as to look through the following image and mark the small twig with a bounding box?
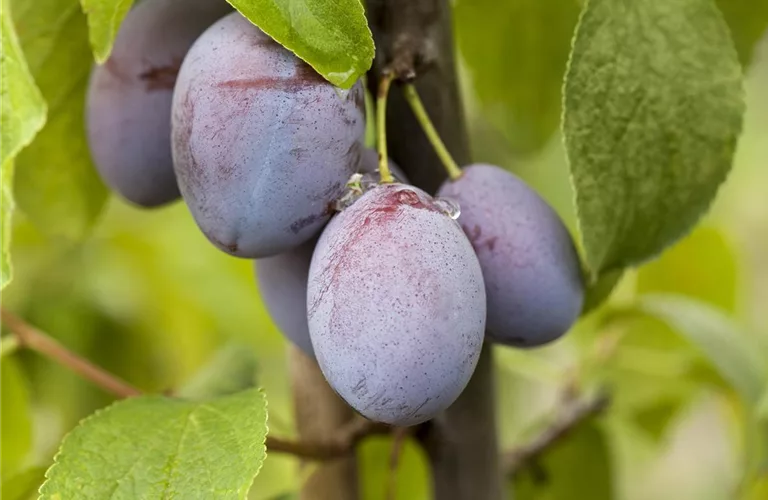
[386,427,410,500]
[503,392,611,477]
[0,308,390,461]
[0,308,142,398]
[266,417,390,460]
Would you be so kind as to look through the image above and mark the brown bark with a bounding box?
[366,1,504,499]
[289,346,358,500]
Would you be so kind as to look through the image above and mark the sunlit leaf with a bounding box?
[637,225,738,312]
[78,0,134,62]
[456,0,580,153]
[226,0,373,88]
[0,0,47,289]
[12,0,108,240]
[41,389,268,499]
[563,0,745,278]
[636,294,767,405]
[0,357,32,477]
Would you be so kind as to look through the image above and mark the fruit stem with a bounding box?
[377,73,396,184]
[402,84,463,181]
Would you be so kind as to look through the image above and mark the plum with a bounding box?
[171,12,366,257]
[307,183,486,426]
[438,164,584,347]
[253,149,404,359]
[86,0,231,207]
[254,239,315,357]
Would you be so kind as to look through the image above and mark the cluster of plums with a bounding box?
[86,0,585,426]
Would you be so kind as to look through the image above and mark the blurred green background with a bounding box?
[3,6,768,500]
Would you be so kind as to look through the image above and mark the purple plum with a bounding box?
[171,12,366,257]
[86,0,231,207]
[307,183,486,425]
[438,164,584,347]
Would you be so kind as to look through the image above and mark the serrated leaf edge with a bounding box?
[560,0,746,282]
[39,389,269,499]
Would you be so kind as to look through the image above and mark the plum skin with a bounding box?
[171,12,366,258]
[86,0,231,207]
[438,164,584,347]
[254,239,316,357]
[253,147,403,358]
[307,183,486,426]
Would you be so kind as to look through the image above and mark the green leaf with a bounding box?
[177,343,259,400]
[1,0,47,289]
[41,389,268,499]
[637,225,738,312]
[12,0,108,240]
[636,294,767,405]
[226,0,373,89]
[2,466,47,500]
[512,422,613,500]
[455,0,580,153]
[563,0,745,278]
[78,0,135,63]
[1,357,32,477]
[715,0,768,67]
[582,269,623,315]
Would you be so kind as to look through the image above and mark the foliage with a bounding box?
[40,390,268,499]
[563,0,744,280]
[226,0,373,88]
[2,0,767,498]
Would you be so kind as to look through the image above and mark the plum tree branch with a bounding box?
[0,309,390,462]
[503,391,611,477]
[266,416,391,460]
[0,308,142,398]
[367,2,502,500]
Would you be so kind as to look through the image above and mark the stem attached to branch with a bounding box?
[402,84,463,181]
[376,73,396,184]
[267,412,390,460]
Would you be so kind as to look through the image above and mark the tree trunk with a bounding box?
[290,346,358,500]
[366,1,504,499]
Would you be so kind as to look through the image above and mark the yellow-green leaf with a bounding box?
[78,0,135,62]
[41,389,268,499]
[12,0,108,240]
[456,0,580,154]
[637,225,738,312]
[1,357,32,477]
[637,294,767,405]
[0,0,47,289]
